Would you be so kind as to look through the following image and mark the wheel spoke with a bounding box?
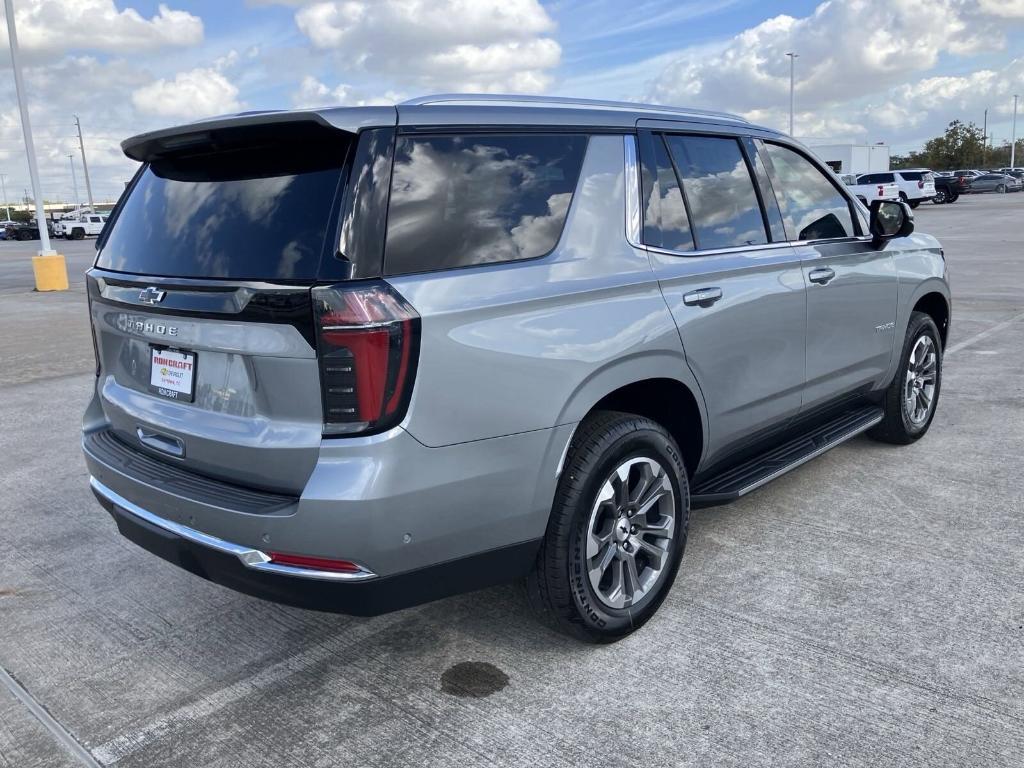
[635,473,670,517]
[588,542,617,584]
[637,515,674,539]
[622,554,641,601]
[635,536,667,567]
[604,558,626,609]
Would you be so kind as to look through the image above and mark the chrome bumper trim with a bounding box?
[90,476,377,582]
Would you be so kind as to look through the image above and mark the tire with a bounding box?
[71,227,85,240]
[869,311,943,445]
[899,192,909,204]
[908,200,921,209]
[996,184,1006,194]
[526,410,689,643]
[932,190,946,204]
[948,192,959,203]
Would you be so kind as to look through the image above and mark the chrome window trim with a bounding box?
[623,135,643,249]
[645,235,874,259]
[90,477,377,582]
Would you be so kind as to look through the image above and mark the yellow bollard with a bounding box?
[32,253,69,292]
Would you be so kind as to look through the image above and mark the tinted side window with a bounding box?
[664,135,768,250]
[763,143,855,241]
[641,134,694,251]
[384,134,587,275]
[900,171,922,181]
[747,138,787,243]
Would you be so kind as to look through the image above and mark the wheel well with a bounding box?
[913,292,949,348]
[591,378,703,477]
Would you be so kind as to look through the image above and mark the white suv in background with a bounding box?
[857,170,936,208]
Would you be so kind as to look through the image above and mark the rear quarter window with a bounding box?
[383,133,587,275]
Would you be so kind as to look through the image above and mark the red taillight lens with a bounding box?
[918,180,924,188]
[312,281,419,436]
[877,185,884,197]
[268,552,362,573]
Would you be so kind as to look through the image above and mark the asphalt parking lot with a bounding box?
[1,194,1022,767]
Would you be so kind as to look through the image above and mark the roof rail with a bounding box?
[400,93,749,123]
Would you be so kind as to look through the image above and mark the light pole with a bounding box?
[786,52,799,135]
[68,153,79,208]
[74,115,95,210]
[1012,95,1019,169]
[0,172,9,221]
[4,0,53,253]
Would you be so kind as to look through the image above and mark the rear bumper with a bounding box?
[91,476,540,616]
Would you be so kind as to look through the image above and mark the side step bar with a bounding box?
[690,405,884,508]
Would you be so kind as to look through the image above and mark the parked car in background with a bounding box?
[0,219,18,239]
[857,170,936,208]
[55,213,108,239]
[5,220,53,241]
[840,173,899,207]
[967,172,1021,193]
[998,168,1024,182]
[81,95,951,642]
[931,173,970,204]
[953,169,985,179]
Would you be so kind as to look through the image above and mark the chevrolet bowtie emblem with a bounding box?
[138,286,166,305]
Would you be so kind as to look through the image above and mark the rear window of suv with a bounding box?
[383,133,587,275]
[97,126,349,281]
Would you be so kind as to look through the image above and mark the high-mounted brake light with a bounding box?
[312,281,420,436]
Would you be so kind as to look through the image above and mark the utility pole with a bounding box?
[4,0,67,291]
[0,172,9,220]
[74,114,95,210]
[786,52,799,136]
[982,108,988,166]
[1012,95,1019,169]
[68,153,79,208]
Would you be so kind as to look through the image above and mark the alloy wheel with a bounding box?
[904,334,938,426]
[585,457,676,610]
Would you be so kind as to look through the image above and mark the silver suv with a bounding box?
[83,95,950,642]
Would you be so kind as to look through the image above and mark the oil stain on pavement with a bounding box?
[440,662,509,698]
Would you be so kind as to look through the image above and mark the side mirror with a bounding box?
[869,199,914,247]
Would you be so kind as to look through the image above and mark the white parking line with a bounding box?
[945,311,1024,356]
[0,664,102,768]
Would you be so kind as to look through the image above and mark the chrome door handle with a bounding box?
[808,267,836,285]
[682,287,723,307]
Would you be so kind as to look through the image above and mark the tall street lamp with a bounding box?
[786,52,799,136]
[3,0,67,290]
[1012,95,1019,169]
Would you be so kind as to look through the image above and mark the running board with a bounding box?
[690,405,883,508]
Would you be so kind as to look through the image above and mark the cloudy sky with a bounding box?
[1,0,1022,204]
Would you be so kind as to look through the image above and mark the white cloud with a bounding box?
[292,0,560,92]
[132,68,242,120]
[644,1,1017,116]
[292,76,402,108]
[978,0,1024,17]
[7,1,202,54]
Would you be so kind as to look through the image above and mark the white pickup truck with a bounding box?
[840,174,899,208]
[55,213,107,239]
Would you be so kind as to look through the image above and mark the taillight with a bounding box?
[917,180,924,189]
[312,281,420,436]
[877,185,884,197]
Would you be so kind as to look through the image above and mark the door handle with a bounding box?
[808,267,836,285]
[683,287,723,307]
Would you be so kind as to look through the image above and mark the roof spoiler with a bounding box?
[122,107,397,162]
